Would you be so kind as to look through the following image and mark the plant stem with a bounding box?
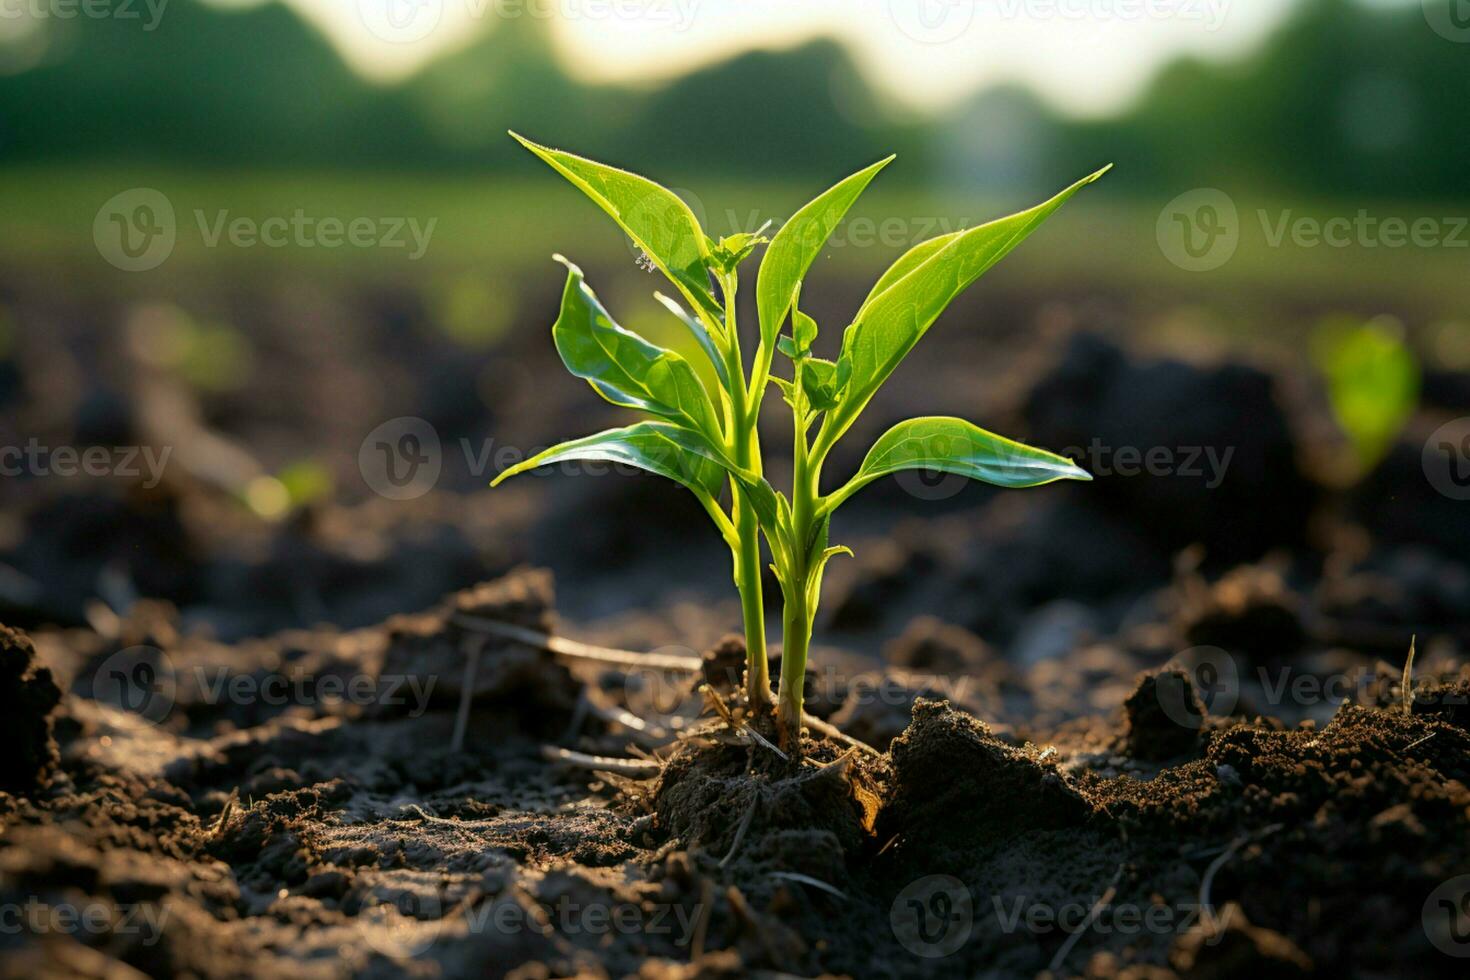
[717,272,773,714]
[735,498,771,709]
[777,587,810,742]
[778,378,819,745]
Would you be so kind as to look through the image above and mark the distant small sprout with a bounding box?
[1312,314,1419,473]
[495,132,1104,748]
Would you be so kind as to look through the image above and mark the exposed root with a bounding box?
[1049,862,1124,973]
[540,745,662,777]
[804,712,880,757]
[719,791,762,868]
[450,634,484,752]
[1200,823,1283,929]
[584,694,674,743]
[702,684,787,761]
[452,614,701,672]
[769,871,848,900]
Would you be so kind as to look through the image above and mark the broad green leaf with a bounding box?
[654,291,728,388]
[551,256,720,442]
[756,156,893,353]
[490,421,727,499]
[510,132,719,315]
[824,416,1091,512]
[828,166,1110,445]
[853,230,961,323]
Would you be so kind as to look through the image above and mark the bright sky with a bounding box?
[279,0,1313,115]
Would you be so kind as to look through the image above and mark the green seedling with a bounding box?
[494,133,1103,747]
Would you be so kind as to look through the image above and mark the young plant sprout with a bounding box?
[494,132,1105,747]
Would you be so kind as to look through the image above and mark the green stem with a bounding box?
[717,272,773,714]
[778,373,820,745]
[777,588,810,740]
[735,497,771,709]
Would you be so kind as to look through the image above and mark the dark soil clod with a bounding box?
[379,567,579,730]
[0,623,62,794]
[879,698,1095,853]
[1125,668,1206,761]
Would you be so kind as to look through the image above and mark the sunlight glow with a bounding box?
[281,0,1303,114]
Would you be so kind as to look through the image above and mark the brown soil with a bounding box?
[3,321,1468,978]
[5,562,1468,978]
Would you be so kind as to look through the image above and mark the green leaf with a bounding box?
[792,309,818,351]
[853,231,961,323]
[709,226,771,275]
[824,416,1091,513]
[756,156,894,354]
[734,473,786,551]
[510,132,719,315]
[654,291,728,388]
[806,545,853,609]
[775,309,818,363]
[490,421,727,498]
[800,357,839,412]
[551,256,720,442]
[827,166,1110,446]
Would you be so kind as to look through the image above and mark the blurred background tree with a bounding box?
[1,0,1464,200]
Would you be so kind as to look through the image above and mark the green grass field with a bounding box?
[5,167,1467,331]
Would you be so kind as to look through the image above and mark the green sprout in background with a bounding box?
[1312,314,1420,474]
[494,133,1103,748]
